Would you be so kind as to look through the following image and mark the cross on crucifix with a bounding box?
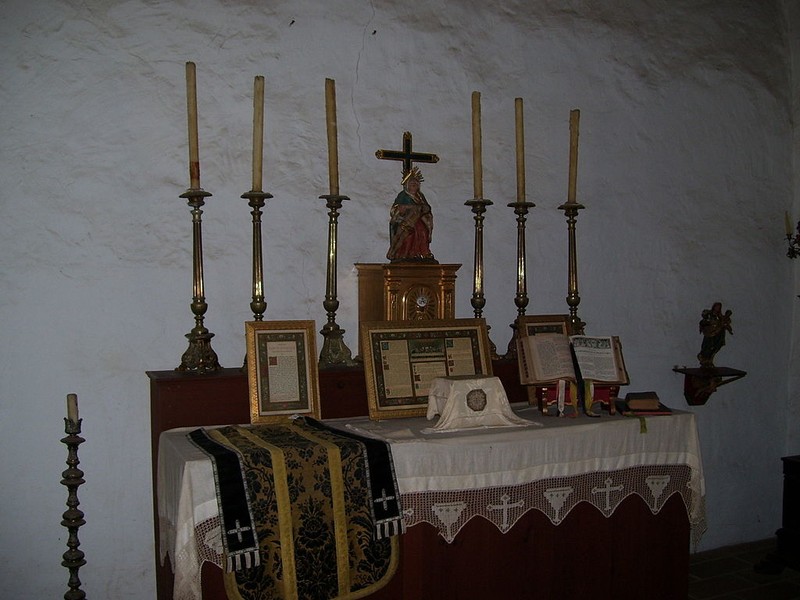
[227,519,252,543]
[375,131,439,179]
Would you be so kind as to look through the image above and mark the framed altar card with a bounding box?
[245,320,320,424]
[518,314,570,337]
[361,318,493,420]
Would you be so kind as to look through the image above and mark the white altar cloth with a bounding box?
[157,405,705,600]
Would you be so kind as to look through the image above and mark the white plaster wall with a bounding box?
[0,1,795,597]
[786,1,800,452]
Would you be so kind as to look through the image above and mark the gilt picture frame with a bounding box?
[517,314,570,337]
[360,318,493,420]
[245,320,320,424]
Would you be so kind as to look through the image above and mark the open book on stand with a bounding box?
[517,334,630,386]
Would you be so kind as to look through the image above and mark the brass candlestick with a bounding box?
[242,190,273,320]
[505,200,536,358]
[61,407,86,600]
[559,201,586,335]
[318,193,356,369]
[465,197,499,359]
[177,188,221,373]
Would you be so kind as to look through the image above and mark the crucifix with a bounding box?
[356,129,457,338]
[375,131,439,178]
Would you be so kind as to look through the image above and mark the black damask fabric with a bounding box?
[202,422,395,600]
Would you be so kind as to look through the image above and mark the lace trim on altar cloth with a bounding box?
[401,464,706,546]
[160,514,226,600]
[166,464,705,600]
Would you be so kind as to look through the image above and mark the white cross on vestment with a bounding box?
[374,488,396,510]
[227,519,252,543]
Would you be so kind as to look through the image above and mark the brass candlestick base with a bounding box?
[319,193,355,369]
[179,330,220,373]
[319,322,355,368]
[61,417,86,600]
[465,197,499,360]
[558,201,586,335]
[505,200,536,359]
[177,188,221,373]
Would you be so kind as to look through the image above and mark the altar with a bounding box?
[150,365,705,600]
[142,64,713,600]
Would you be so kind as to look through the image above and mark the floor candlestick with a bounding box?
[61,402,86,600]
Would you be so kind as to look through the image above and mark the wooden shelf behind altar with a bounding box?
[149,360,694,600]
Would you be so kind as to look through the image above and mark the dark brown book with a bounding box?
[616,398,672,416]
[625,391,660,410]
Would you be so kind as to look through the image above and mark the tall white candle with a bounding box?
[515,98,525,202]
[67,393,78,422]
[472,91,483,199]
[325,78,340,196]
[185,62,201,189]
[567,109,580,203]
[252,75,265,192]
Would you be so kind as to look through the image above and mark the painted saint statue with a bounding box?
[697,301,733,368]
[387,167,437,263]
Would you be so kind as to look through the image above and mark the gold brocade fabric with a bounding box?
[207,423,396,600]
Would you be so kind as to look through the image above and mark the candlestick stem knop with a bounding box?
[465,196,499,359]
[559,201,586,335]
[504,200,536,359]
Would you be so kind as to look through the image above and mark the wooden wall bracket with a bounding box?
[673,366,746,405]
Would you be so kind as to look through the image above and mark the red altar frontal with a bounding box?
[149,361,705,600]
